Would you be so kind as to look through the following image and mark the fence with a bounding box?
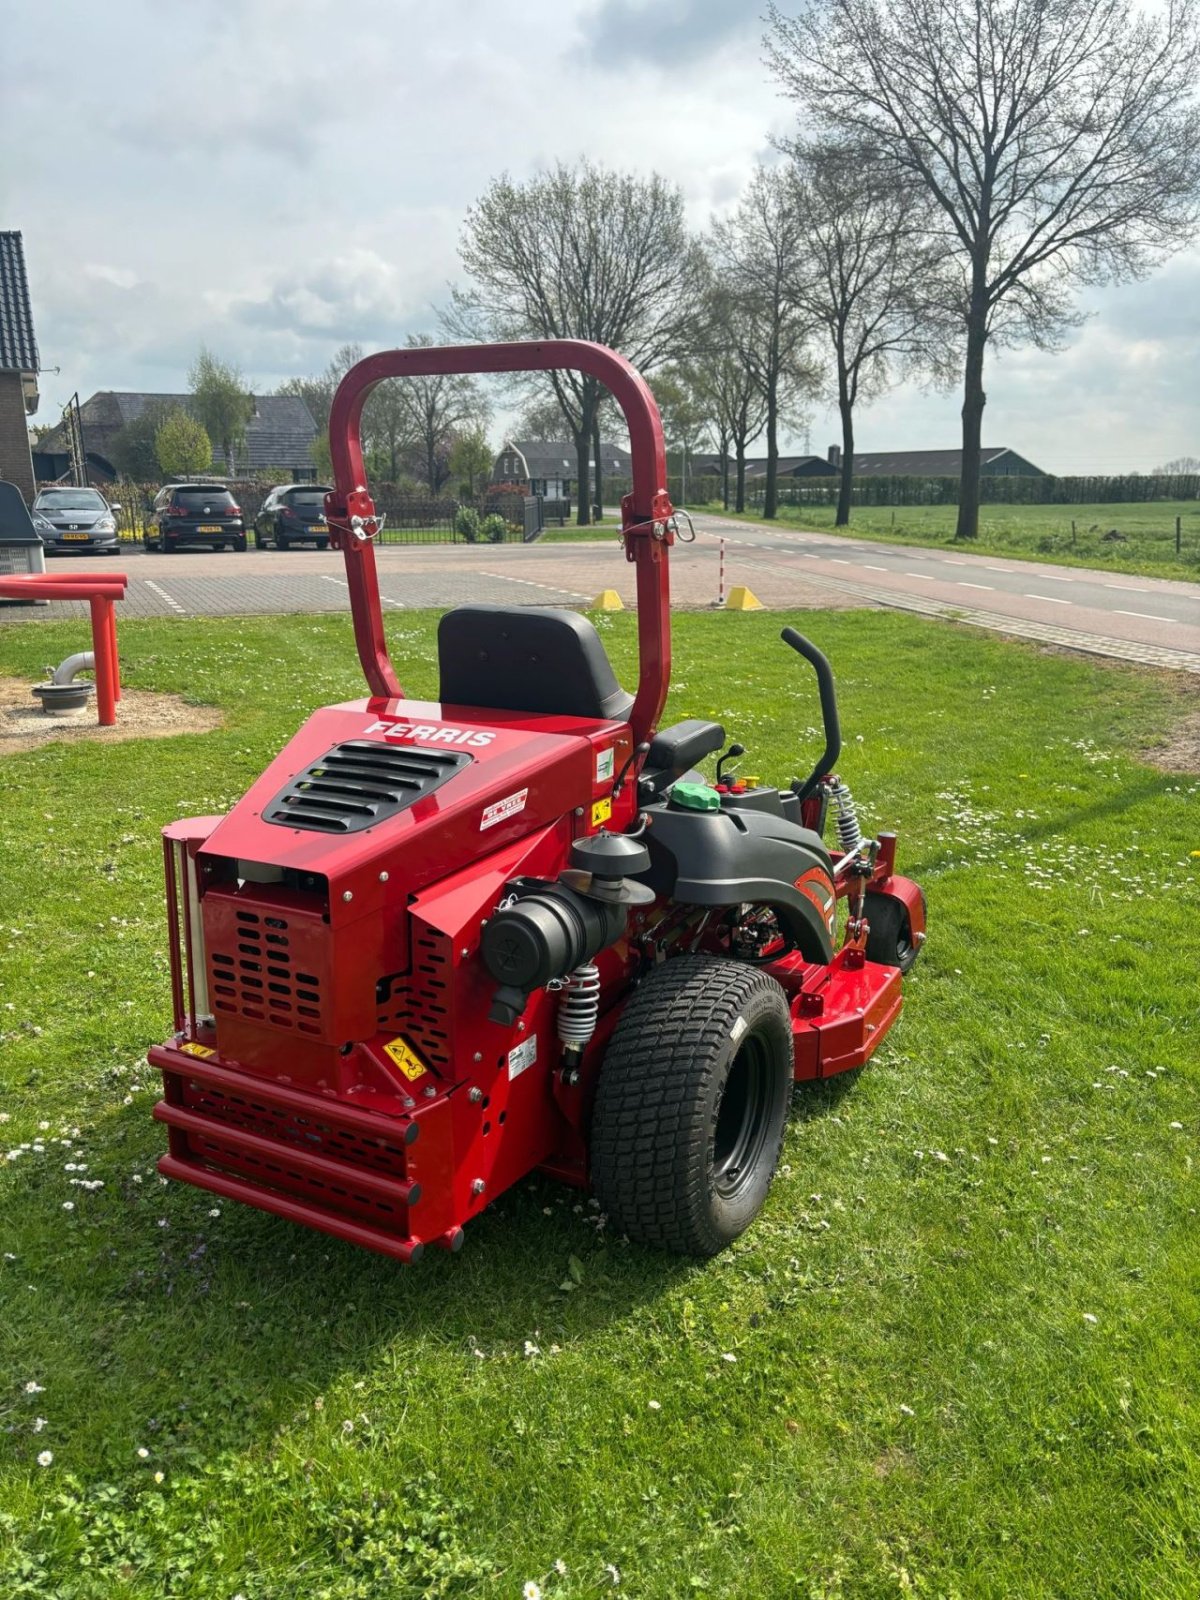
[599,471,1200,511]
[87,481,528,545]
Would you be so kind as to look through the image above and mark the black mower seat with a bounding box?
[438,605,635,723]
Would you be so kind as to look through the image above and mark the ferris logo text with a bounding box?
[362,718,497,747]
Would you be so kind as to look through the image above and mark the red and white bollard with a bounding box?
[713,538,726,608]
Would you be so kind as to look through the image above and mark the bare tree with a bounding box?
[277,343,363,435]
[689,288,769,510]
[399,334,490,493]
[454,160,709,524]
[766,0,1200,538]
[1155,454,1200,474]
[711,168,816,519]
[783,138,949,525]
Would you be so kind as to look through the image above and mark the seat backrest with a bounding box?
[438,605,634,722]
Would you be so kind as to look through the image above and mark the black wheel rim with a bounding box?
[711,1032,773,1201]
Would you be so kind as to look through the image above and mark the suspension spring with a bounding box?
[557,962,601,1051]
[829,778,864,857]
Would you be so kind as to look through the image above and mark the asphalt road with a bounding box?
[689,512,1200,673]
[3,518,1198,676]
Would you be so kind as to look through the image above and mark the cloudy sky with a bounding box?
[3,0,1197,472]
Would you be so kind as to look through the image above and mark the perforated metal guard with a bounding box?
[262,740,471,833]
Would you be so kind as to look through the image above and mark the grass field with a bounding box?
[1,610,1198,1598]
[706,500,1200,580]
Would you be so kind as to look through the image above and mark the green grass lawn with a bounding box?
[1,610,1198,1598]
[704,500,1200,581]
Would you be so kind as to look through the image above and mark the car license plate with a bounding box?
[197,524,221,532]
[63,532,89,541]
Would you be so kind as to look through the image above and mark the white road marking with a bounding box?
[984,565,1011,572]
[476,570,591,602]
[905,572,937,581]
[144,578,185,615]
[322,574,404,608]
[957,582,994,591]
[1035,573,1074,582]
[863,564,887,572]
[830,558,851,564]
[943,558,971,566]
[1025,593,1072,605]
[1115,609,1174,623]
[1104,582,1152,593]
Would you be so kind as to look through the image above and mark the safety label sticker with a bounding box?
[596,747,615,782]
[507,1035,538,1080]
[179,1041,216,1059]
[591,796,613,827]
[481,788,528,830]
[382,1036,428,1081]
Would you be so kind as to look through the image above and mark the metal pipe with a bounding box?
[50,650,94,685]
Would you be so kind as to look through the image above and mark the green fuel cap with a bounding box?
[671,780,720,812]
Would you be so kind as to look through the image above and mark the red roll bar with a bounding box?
[326,340,676,746]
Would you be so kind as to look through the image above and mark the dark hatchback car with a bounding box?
[32,486,122,554]
[146,483,246,552]
[253,484,332,549]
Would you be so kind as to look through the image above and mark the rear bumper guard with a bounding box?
[149,1043,461,1262]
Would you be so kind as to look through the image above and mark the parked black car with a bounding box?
[146,483,246,552]
[253,484,332,550]
[32,486,122,554]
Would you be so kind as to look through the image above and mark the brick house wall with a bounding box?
[0,372,34,502]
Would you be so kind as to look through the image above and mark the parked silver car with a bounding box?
[32,487,122,555]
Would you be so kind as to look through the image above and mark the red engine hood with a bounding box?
[198,697,621,923]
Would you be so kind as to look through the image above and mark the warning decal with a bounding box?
[382,1036,429,1082]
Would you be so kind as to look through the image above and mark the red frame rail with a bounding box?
[326,340,676,747]
[0,571,126,726]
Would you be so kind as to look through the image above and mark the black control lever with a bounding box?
[715,742,745,785]
[781,627,842,803]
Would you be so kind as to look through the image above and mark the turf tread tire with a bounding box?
[590,955,792,1257]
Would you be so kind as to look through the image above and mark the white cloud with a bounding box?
[2,0,1195,471]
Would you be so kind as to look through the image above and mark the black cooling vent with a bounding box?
[262,740,472,833]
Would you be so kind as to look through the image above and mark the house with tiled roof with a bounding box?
[0,231,40,500]
[36,391,319,483]
[492,438,632,500]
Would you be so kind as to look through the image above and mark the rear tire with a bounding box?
[234,538,247,552]
[318,539,329,551]
[591,955,793,1256]
[277,536,289,551]
[864,892,919,973]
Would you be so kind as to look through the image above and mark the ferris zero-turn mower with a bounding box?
[148,340,926,1262]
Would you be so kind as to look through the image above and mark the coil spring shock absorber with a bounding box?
[828,777,864,858]
[557,962,601,1084]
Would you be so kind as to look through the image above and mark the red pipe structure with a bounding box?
[0,571,127,726]
[326,339,676,747]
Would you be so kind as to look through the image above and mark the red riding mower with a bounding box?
[149,341,925,1261]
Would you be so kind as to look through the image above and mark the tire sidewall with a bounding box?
[702,979,794,1247]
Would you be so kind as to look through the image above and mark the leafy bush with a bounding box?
[481,513,507,544]
[453,505,480,543]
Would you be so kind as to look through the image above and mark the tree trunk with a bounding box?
[764,383,779,520]
[956,301,989,540]
[836,393,854,528]
[592,411,603,524]
[735,442,747,513]
[574,427,591,526]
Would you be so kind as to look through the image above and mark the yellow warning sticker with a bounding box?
[179,1041,216,1059]
[382,1036,428,1082]
[591,796,613,827]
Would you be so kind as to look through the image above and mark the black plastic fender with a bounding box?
[638,803,836,962]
